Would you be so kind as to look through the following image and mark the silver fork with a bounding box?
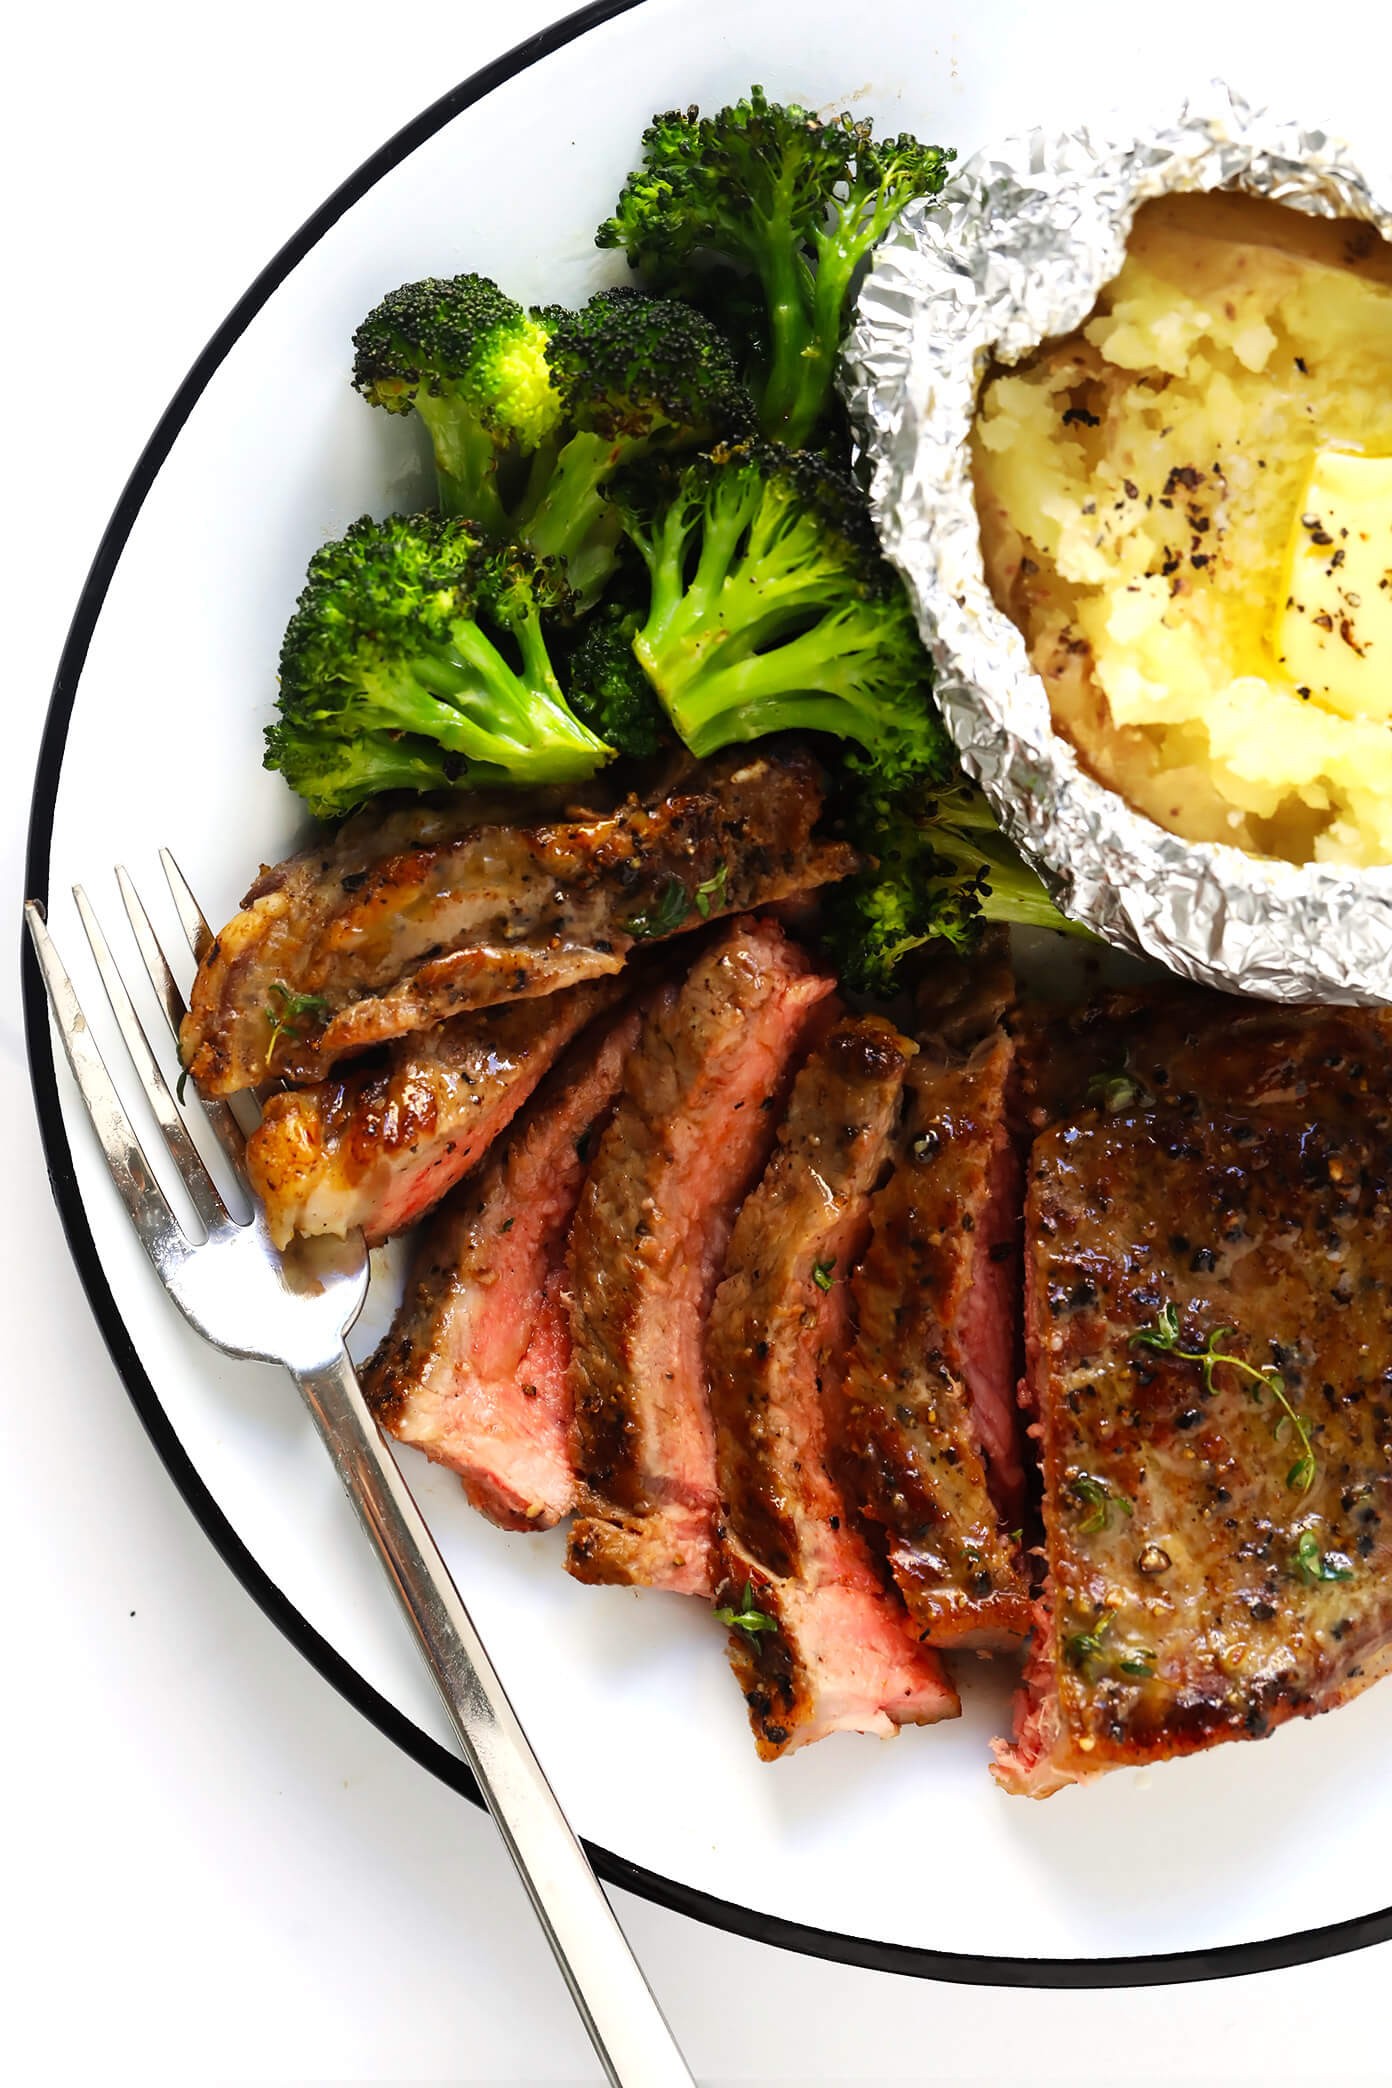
[24,864,694,2088]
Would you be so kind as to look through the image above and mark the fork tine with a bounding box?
[73,885,232,1235]
[116,865,253,1189]
[160,845,215,964]
[25,900,188,1271]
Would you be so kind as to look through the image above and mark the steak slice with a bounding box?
[838,952,1031,1650]
[181,744,857,1096]
[995,997,1392,1797]
[361,1004,641,1530]
[566,919,835,1597]
[247,978,621,1247]
[709,1016,959,1759]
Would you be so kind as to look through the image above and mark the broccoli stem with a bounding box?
[933,823,1092,937]
[515,431,626,606]
[637,618,906,758]
[635,484,905,758]
[416,398,509,532]
[754,218,817,445]
[442,619,607,776]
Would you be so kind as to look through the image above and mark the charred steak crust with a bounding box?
[838,1019,1032,1650]
[246,977,622,1247]
[181,745,858,1096]
[996,1000,1392,1795]
[709,1014,959,1758]
[565,919,836,1597]
[361,1003,641,1530]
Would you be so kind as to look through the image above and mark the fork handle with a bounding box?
[293,1346,694,2088]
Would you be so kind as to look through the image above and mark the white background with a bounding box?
[6,2,1392,2082]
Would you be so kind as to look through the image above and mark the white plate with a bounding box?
[26,0,1392,1983]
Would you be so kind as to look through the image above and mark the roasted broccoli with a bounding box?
[613,440,948,785]
[564,595,672,759]
[598,86,954,449]
[515,286,754,605]
[351,275,560,530]
[265,513,612,818]
[353,277,751,605]
[827,777,1084,995]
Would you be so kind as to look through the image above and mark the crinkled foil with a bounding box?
[844,84,1392,1003]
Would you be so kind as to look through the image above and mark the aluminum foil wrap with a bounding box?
[844,85,1392,1003]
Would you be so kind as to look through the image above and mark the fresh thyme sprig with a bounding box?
[1067,1471,1133,1536]
[1130,1303,1316,1493]
[264,980,330,1067]
[1291,1530,1354,1586]
[714,1581,778,1639]
[1062,1607,1154,1681]
[624,876,690,939]
[694,862,728,918]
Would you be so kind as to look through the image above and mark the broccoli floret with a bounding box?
[265,512,612,819]
[828,777,1085,996]
[565,597,672,760]
[598,86,954,449]
[352,275,560,530]
[516,287,754,604]
[353,278,751,606]
[613,440,949,785]
[262,722,457,817]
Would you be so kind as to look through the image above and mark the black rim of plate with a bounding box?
[23,0,1392,1990]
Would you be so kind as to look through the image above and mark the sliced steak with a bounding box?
[838,953,1030,1650]
[566,919,835,1597]
[247,978,621,1247]
[995,997,1392,1797]
[362,1004,641,1530]
[181,745,857,1096]
[709,1016,959,1759]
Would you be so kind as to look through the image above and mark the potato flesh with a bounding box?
[972,195,1392,866]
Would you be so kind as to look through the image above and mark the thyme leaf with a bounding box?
[1062,1607,1154,1682]
[1085,1067,1153,1114]
[1068,1471,1133,1536]
[1291,1530,1354,1585]
[694,862,728,919]
[264,980,331,1067]
[624,877,690,939]
[1130,1306,1316,1494]
[714,1580,778,1639]
[811,1258,836,1293]
[1062,1610,1113,1670]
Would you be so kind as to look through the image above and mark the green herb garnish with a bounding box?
[714,1581,778,1639]
[1068,1471,1133,1536]
[1291,1530,1355,1585]
[1062,1607,1154,1682]
[1063,1610,1113,1670]
[1085,1067,1151,1114]
[811,1258,836,1293]
[264,980,331,1066]
[624,877,690,939]
[176,1067,191,1105]
[694,862,729,918]
[1130,1304,1316,1493]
